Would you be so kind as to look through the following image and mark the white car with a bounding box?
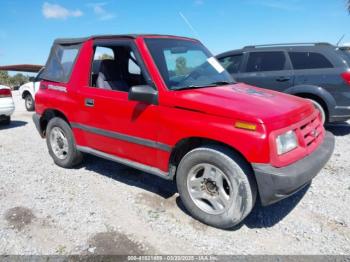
[0,85,15,125]
[19,68,43,111]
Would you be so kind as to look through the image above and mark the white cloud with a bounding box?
[42,2,83,19]
[88,3,115,21]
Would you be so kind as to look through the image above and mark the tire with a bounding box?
[307,99,327,124]
[25,94,35,111]
[176,145,256,229]
[46,117,83,168]
[1,116,10,125]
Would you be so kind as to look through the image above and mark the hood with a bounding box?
[170,83,314,128]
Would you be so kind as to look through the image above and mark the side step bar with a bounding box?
[77,146,173,180]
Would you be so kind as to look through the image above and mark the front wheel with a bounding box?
[46,117,83,168]
[25,94,35,111]
[176,146,256,229]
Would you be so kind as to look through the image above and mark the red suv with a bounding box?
[33,34,334,229]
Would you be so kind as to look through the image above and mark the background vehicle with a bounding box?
[0,85,15,125]
[217,43,350,124]
[33,35,334,229]
[19,68,44,111]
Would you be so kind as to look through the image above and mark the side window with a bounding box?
[94,47,114,61]
[90,43,146,91]
[246,52,286,72]
[218,54,243,74]
[42,44,80,82]
[91,47,114,87]
[289,52,333,70]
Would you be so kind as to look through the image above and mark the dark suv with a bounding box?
[217,43,350,124]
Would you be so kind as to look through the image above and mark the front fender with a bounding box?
[284,85,336,114]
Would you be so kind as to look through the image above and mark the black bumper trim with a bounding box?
[253,131,335,206]
[32,113,44,138]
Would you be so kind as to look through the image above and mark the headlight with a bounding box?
[276,130,298,155]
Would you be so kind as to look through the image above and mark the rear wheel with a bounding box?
[46,117,83,168]
[307,99,326,124]
[1,116,10,125]
[176,145,256,229]
[25,94,35,111]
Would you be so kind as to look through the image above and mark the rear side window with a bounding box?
[246,52,286,72]
[289,52,333,70]
[218,54,243,74]
[341,49,350,61]
[42,44,80,83]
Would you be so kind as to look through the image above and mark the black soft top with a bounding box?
[53,34,196,45]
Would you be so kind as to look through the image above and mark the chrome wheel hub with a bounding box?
[26,97,33,107]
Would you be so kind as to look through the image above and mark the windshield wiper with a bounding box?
[173,81,235,91]
[208,81,235,86]
[172,85,209,91]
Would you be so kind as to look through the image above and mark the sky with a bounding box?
[0,0,349,67]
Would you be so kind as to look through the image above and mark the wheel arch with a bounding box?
[168,137,254,180]
[39,109,70,137]
[285,84,336,116]
[21,90,32,99]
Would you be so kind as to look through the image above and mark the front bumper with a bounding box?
[252,131,335,206]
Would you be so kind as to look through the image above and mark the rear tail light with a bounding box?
[341,71,350,85]
[0,88,12,98]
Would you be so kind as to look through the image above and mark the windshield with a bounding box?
[145,38,235,90]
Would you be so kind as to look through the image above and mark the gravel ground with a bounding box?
[0,91,349,255]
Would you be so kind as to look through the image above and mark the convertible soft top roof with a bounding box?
[54,34,197,45]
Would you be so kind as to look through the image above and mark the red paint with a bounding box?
[35,35,325,175]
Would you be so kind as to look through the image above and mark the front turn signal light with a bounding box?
[235,121,257,131]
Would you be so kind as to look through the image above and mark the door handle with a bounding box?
[85,98,94,107]
[276,77,290,82]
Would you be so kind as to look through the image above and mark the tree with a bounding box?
[11,73,29,87]
[99,53,114,60]
[0,71,10,86]
[0,71,29,88]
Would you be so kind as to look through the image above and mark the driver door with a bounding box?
[76,40,161,168]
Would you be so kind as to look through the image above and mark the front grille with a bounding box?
[298,113,324,151]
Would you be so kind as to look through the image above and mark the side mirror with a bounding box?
[128,85,158,105]
[29,77,36,82]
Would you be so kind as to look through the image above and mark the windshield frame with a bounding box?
[144,38,236,91]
